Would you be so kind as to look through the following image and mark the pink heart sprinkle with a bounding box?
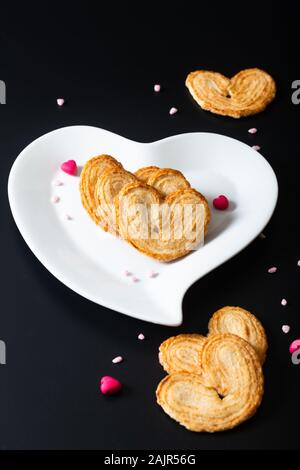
[138,333,145,340]
[169,107,178,115]
[213,195,229,210]
[248,127,257,134]
[268,267,277,273]
[60,160,77,176]
[154,84,161,92]
[100,376,122,395]
[282,325,290,334]
[289,339,300,354]
[57,98,65,107]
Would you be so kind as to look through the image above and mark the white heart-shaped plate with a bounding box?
[8,126,278,326]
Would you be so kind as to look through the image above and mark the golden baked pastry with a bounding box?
[116,182,210,261]
[208,306,268,363]
[147,168,190,197]
[159,334,206,375]
[156,333,264,432]
[186,68,276,118]
[80,155,123,226]
[95,167,137,234]
[135,166,160,183]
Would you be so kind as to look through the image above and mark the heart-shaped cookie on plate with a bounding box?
[186,68,276,118]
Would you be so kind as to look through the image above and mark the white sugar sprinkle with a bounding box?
[169,107,178,115]
[53,180,64,187]
[112,356,123,364]
[138,333,145,340]
[281,298,287,306]
[132,277,140,283]
[268,266,277,273]
[297,260,300,267]
[57,98,65,107]
[124,270,132,277]
[64,214,73,220]
[248,128,257,134]
[149,271,159,278]
[259,232,266,239]
[282,325,290,334]
[252,145,261,151]
[154,84,161,92]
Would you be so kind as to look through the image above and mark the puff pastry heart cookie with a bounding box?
[186,68,276,118]
[156,333,264,432]
[116,182,210,261]
[159,334,206,375]
[208,306,268,363]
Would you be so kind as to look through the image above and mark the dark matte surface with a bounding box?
[0,4,298,450]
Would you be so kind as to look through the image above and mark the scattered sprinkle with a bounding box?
[248,128,257,134]
[63,214,73,221]
[289,339,300,354]
[149,271,159,278]
[282,325,290,334]
[268,266,277,273]
[297,260,300,267]
[252,145,261,151]
[132,277,140,283]
[57,98,65,107]
[169,107,178,115]
[281,298,288,306]
[52,180,64,187]
[138,333,145,340]
[50,195,60,204]
[213,195,229,210]
[112,356,123,364]
[124,270,132,277]
[259,232,266,239]
[100,376,122,395]
[154,84,161,92]
[60,159,77,176]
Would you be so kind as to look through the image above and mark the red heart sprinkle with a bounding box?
[60,159,77,176]
[100,376,122,395]
[213,195,229,210]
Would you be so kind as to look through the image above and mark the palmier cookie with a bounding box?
[95,167,137,234]
[116,182,210,261]
[135,166,160,183]
[156,333,264,432]
[159,334,206,375]
[186,68,276,118]
[80,155,122,226]
[208,306,267,363]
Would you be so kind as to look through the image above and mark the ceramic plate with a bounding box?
[8,126,278,326]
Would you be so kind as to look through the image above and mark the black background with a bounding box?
[0,3,299,451]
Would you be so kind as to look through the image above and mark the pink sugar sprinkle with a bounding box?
[154,84,161,92]
[268,267,277,273]
[248,128,257,134]
[57,98,65,107]
[50,195,60,204]
[252,145,261,151]
[282,325,290,334]
[138,333,145,340]
[132,277,140,283]
[112,356,123,364]
[169,107,178,115]
[124,270,132,277]
[149,271,159,278]
[281,298,287,306]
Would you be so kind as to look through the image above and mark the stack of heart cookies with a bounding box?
[156,306,267,432]
[80,155,210,261]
